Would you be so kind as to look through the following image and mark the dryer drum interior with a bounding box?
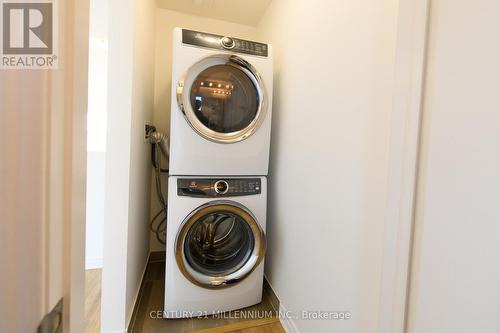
[175,202,266,288]
[177,54,268,143]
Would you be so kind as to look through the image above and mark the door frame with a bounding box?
[378,0,430,332]
[62,0,433,331]
[64,0,89,332]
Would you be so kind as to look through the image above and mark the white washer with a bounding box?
[164,176,267,317]
[169,28,273,176]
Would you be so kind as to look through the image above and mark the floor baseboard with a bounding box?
[127,253,151,332]
[263,275,280,312]
[263,278,300,333]
[279,303,300,333]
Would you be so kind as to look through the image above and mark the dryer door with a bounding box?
[177,54,268,143]
[175,201,266,289]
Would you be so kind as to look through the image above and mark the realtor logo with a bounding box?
[1,0,58,69]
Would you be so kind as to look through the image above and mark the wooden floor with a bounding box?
[84,260,283,333]
[129,260,285,333]
[85,268,101,333]
[190,319,284,333]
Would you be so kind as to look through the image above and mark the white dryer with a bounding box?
[169,28,273,176]
[164,176,267,317]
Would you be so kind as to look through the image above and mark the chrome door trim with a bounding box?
[177,54,268,144]
[175,200,266,289]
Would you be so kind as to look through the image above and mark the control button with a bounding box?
[214,180,229,194]
[221,37,235,49]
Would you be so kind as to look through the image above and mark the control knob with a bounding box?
[221,36,235,49]
[214,180,229,194]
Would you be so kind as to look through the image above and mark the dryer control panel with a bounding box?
[182,29,269,57]
[177,178,261,197]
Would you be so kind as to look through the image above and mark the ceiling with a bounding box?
[156,0,272,26]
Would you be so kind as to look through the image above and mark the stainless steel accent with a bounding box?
[177,54,268,144]
[214,180,229,194]
[175,201,266,289]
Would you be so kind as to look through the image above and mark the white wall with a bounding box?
[406,0,500,332]
[256,0,399,332]
[85,0,108,270]
[125,0,157,326]
[149,9,257,251]
[101,0,155,331]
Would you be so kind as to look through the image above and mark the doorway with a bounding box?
[84,0,108,331]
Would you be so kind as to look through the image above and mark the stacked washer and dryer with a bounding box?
[164,28,273,317]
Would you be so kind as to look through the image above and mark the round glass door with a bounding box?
[175,201,266,289]
[190,65,259,133]
[177,55,267,143]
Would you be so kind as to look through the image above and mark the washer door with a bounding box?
[177,54,267,143]
[175,201,266,289]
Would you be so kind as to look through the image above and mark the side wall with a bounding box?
[101,0,155,331]
[256,0,399,331]
[150,9,257,251]
[125,0,156,326]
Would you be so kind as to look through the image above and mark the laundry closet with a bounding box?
[142,1,400,332]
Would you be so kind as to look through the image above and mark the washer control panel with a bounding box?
[182,29,269,57]
[178,178,261,197]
